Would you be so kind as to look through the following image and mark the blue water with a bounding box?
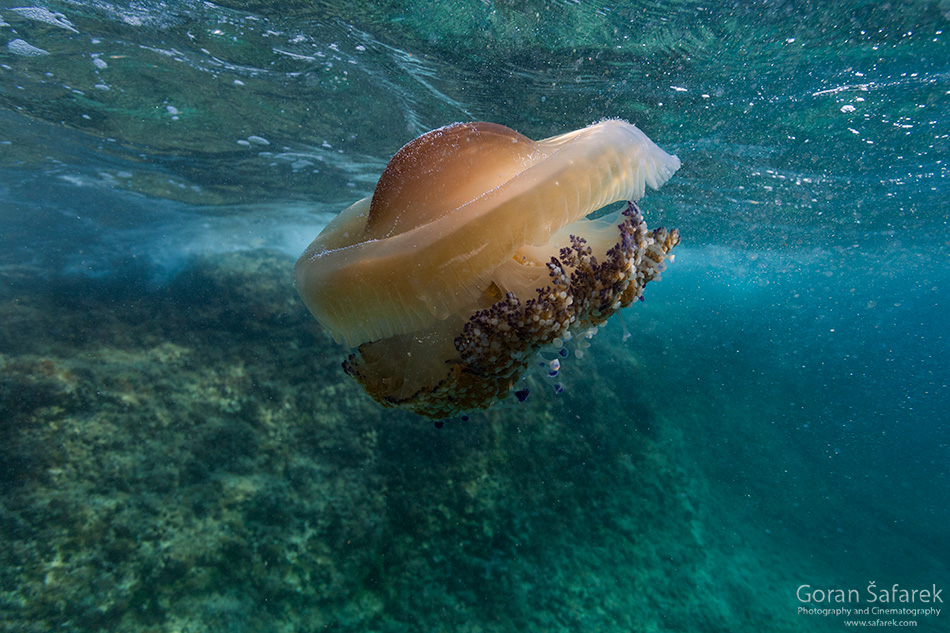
[1,1,948,631]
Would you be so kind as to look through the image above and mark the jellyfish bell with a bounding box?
[295,119,681,419]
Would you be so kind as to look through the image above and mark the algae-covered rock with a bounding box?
[0,251,798,633]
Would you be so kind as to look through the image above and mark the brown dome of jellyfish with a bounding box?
[295,119,681,419]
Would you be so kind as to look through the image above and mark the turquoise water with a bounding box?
[1,1,948,631]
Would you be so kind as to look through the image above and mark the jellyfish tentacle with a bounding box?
[343,201,679,418]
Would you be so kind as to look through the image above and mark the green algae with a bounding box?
[0,250,814,632]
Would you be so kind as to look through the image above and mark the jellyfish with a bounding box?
[295,119,680,419]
